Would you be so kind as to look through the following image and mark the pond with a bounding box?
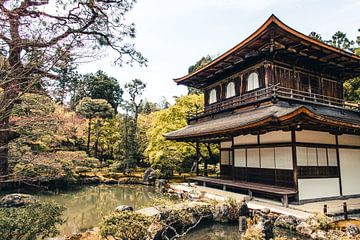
[182,221,308,240]
[3,184,163,237]
[2,184,313,239]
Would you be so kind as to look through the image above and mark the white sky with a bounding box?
[78,0,360,104]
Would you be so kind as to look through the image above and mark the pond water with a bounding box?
[4,184,162,237]
[2,184,314,239]
[182,221,308,240]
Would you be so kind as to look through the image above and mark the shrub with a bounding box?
[100,211,152,240]
[0,202,65,240]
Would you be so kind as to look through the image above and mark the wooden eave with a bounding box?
[164,103,360,142]
[174,14,360,88]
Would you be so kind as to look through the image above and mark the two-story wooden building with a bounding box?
[164,15,360,204]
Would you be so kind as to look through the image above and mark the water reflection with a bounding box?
[34,184,161,236]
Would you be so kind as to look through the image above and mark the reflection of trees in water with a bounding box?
[183,224,240,240]
[35,185,161,236]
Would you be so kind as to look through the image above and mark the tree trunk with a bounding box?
[0,116,20,176]
[94,119,100,159]
[86,118,92,154]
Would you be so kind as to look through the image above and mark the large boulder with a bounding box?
[211,201,239,222]
[295,221,313,236]
[115,205,133,212]
[143,167,156,184]
[274,214,301,230]
[0,193,37,208]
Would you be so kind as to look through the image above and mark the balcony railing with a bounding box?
[187,84,360,121]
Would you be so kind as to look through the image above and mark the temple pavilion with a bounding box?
[164,15,360,205]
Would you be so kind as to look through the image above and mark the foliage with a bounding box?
[0,0,146,175]
[309,30,360,102]
[0,202,65,240]
[70,71,123,111]
[187,55,213,95]
[344,77,360,103]
[100,211,152,240]
[10,93,86,152]
[243,225,265,240]
[76,97,114,120]
[188,55,213,74]
[10,150,98,182]
[145,94,202,173]
[145,94,218,174]
[306,213,331,230]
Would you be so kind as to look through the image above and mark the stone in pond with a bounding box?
[0,193,37,208]
[115,205,133,212]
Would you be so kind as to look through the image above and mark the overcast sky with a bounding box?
[78,0,360,104]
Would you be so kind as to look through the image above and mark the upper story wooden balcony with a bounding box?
[187,84,360,122]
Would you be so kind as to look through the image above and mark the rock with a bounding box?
[143,167,156,184]
[147,222,164,240]
[274,214,301,230]
[0,193,37,208]
[310,229,327,240]
[212,202,239,222]
[346,224,360,237]
[115,205,133,212]
[136,207,160,217]
[261,208,271,214]
[296,221,313,236]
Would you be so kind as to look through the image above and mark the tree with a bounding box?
[71,71,123,111]
[76,97,114,157]
[124,79,146,132]
[145,94,218,176]
[324,31,355,51]
[50,57,80,105]
[0,0,146,175]
[309,32,323,41]
[187,55,213,95]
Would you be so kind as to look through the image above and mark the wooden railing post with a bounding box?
[343,202,348,220]
[323,204,327,215]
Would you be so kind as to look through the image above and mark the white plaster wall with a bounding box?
[296,130,336,144]
[234,149,246,167]
[339,149,360,196]
[338,134,360,147]
[298,178,340,200]
[234,135,257,145]
[220,141,232,149]
[260,131,291,144]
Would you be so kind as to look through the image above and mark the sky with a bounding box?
[78,0,360,104]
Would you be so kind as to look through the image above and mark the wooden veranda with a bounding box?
[189,176,297,207]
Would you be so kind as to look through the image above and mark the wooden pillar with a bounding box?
[204,150,208,177]
[291,130,299,201]
[196,141,200,176]
[335,135,343,196]
[232,136,235,181]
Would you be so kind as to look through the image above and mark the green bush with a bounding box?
[100,211,152,240]
[0,202,65,240]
